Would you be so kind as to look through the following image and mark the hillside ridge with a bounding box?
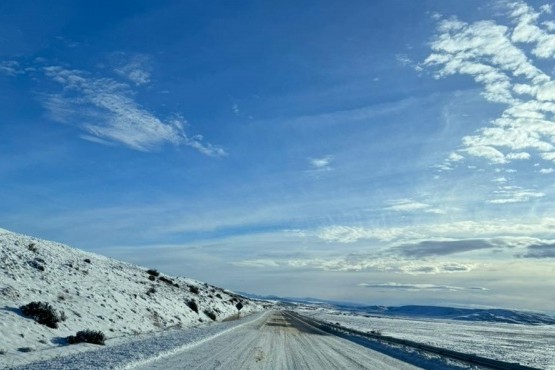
[0,228,262,361]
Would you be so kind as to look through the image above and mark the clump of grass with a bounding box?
[203,310,216,321]
[27,243,37,253]
[146,269,160,277]
[20,302,64,329]
[67,330,106,345]
[158,276,175,286]
[189,285,199,294]
[186,300,199,313]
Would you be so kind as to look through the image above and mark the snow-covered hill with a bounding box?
[0,228,263,361]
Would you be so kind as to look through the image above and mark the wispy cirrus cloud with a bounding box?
[306,155,334,175]
[41,65,226,155]
[309,155,333,169]
[233,256,477,275]
[358,282,488,292]
[424,1,555,169]
[0,61,23,76]
[384,199,446,214]
[314,218,555,244]
[112,54,151,86]
[487,185,545,204]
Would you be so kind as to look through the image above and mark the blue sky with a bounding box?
[2,0,555,311]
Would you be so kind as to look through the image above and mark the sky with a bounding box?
[1,0,555,312]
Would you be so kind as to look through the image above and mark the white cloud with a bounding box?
[232,103,240,115]
[0,61,23,76]
[384,199,431,212]
[307,155,334,175]
[424,208,447,215]
[233,259,280,268]
[448,152,464,162]
[510,1,555,58]
[539,168,554,173]
[112,54,151,86]
[425,2,555,168]
[309,156,333,169]
[506,151,531,160]
[233,257,477,275]
[541,152,555,161]
[358,282,488,292]
[463,145,507,164]
[384,199,447,214]
[488,185,545,204]
[314,218,555,244]
[42,66,226,155]
[396,54,415,67]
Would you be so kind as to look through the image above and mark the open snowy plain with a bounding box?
[301,308,555,370]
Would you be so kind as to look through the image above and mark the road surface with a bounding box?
[133,311,421,369]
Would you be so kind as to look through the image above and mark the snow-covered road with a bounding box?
[132,311,421,370]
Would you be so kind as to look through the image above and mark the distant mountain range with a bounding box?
[240,292,555,325]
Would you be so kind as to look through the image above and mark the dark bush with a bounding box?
[189,285,199,294]
[67,330,106,345]
[28,260,45,271]
[158,276,174,285]
[186,300,199,313]
[146,269,160,277]
[83,258,91,264]
[147,287,156,295]
[20,302,64,328]
[203,310,216,321]
[27,243,37,252]
[148,275,156,281]
[215,293,222,299]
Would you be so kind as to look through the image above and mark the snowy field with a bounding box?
[300,308,555,370]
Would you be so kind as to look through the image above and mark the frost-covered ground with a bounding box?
[300,308,555,370]
[0,228,264,367]
[6,311,268,370]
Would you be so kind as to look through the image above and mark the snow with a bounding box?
[0,228,264,367]
[7,311,267,370]
[300,308,555,370]
[132,311,423,370]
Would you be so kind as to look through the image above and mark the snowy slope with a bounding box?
[0,228,263,365]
